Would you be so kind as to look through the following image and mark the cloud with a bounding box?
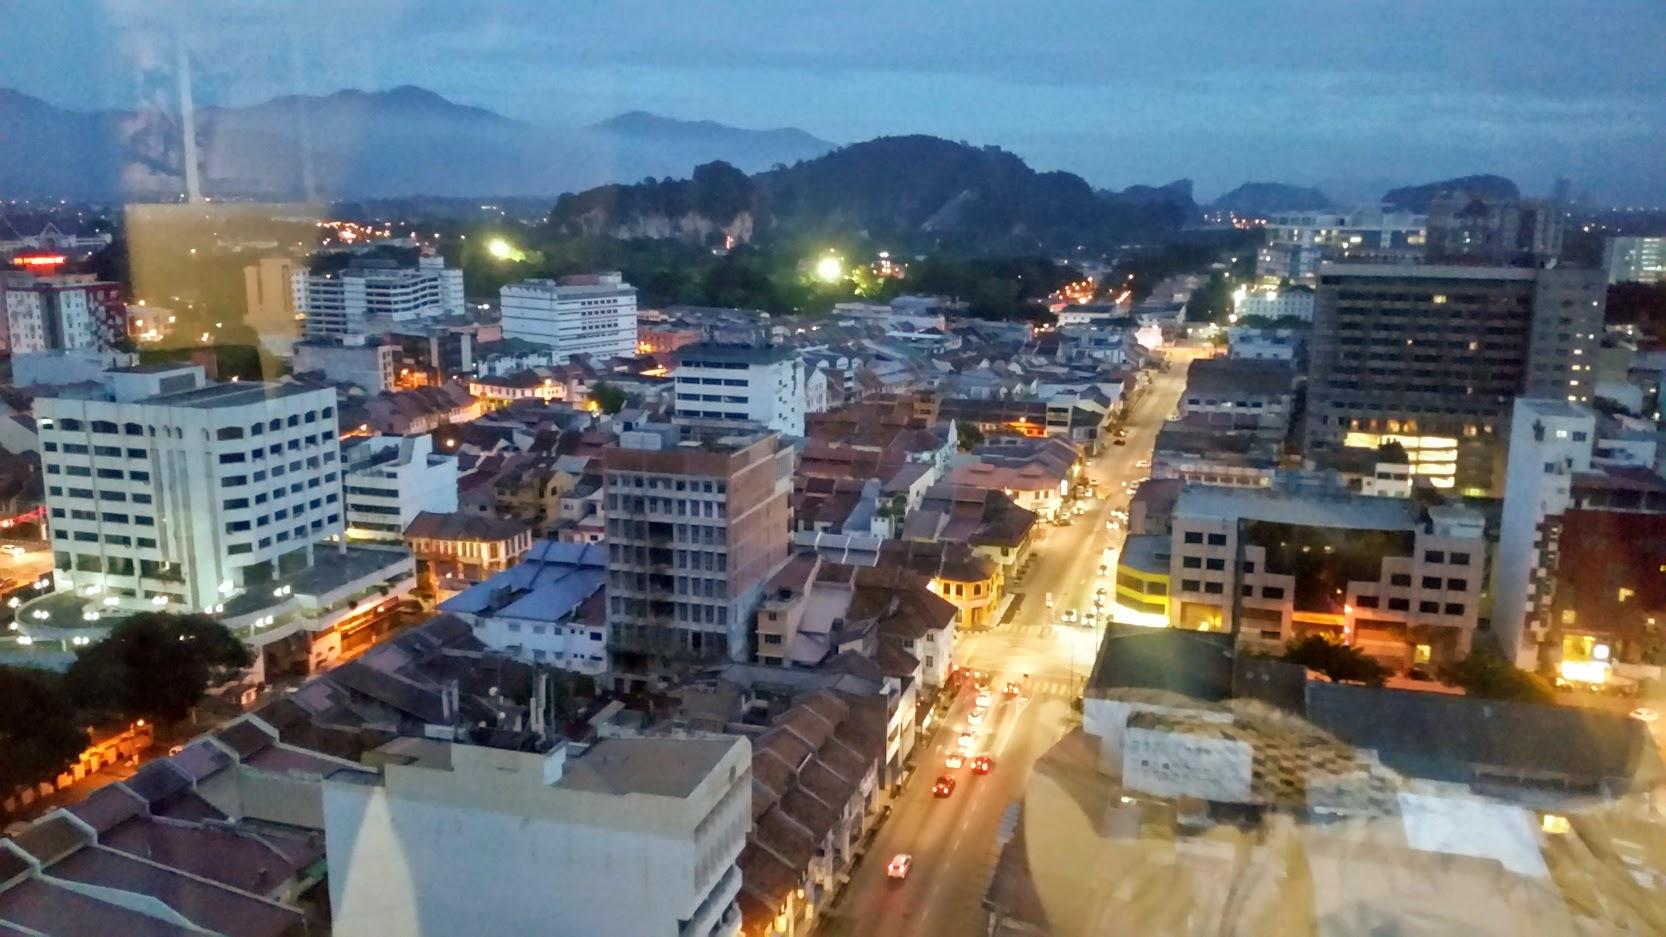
[1,0,1662,202]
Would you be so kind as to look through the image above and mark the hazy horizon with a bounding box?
[4,1,1663,205]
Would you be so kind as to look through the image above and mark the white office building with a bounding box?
[1234,287,1314,323]
[296,254,465,339]
[1491,398,1597,667]
[36,363,346,614]
[342,434,459,541]
[324,734,751,937]
[500,272,638,362]
[1257,206,1426,285]
[1605,236,1666,285]
[672,343,805,437]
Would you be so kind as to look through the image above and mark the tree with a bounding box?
[956,421,985,452]
[1438,650,1555,704]
[589,382,628,415]
[65,613,252,732]
[0,666,88,794]
[1282,635,1389,687]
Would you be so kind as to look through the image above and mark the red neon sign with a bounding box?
[14,254,67,268]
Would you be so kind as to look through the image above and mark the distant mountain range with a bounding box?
[1210,182,1333,216]
[549,135,1197,251]
[0,85,836,200]
[1381,174,1520,213]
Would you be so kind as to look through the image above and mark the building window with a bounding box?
[1388,598,1410,611]
[1446,578,1467,591]
[1182,556,1202,569]
[1262,586,1285,600]
[1206,533,1227,546]
[1421,576,1441,590]
[1205,558,1225,571]
[1203,582,1223,594]
[1390,574,1411,587]
[1419,600,1440,614]
[1183,531,1203,544]
[1181,579,1200,592]
[1444,603,1465,615]
[1424,550,1445,564]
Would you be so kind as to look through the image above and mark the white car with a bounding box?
[0,545,24,557]
[1135,459,1150,468]
[887,853,913,880]
[1061,609,1079,624]
[1631,707,1659,723]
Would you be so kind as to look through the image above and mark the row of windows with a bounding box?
[48,486,151,504]
[51,407,334,437]
[607,474,727,494]
[1181,531,1228,546]
[46,464,149,482]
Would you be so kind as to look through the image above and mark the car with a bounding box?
[975,691,993,708]
[933,775,957,798]
[967,709,985,726]
[1631,707,1659,723]
[945,752,965,769]
[1135,459,1150,468]
[1095,586,1108,596]
[1113,438,1127,446]
[958,731,976,750]
[1045,593,1055,608]
[1061,609,1078,624]
[972,755,994,775]
[0,545,24,557]
[887,853,913,880]
[1004,681,1022,697]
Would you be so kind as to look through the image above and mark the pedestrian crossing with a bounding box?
[1025,678,1076,698]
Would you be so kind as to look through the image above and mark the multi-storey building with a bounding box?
[1488,397,1666,677]
[1234,286,1314,323]
[342,434,458,541]
[4,273,125,354]
[1426,195,1563,265]
[1305,262,1605,493]
[36,363,345,614]
[292,334,398,393]
[672,342,806,437]
[1256,206,1426,286]
[603,425,792,682]
[1167,480,1487,670]
[242,255,300,352]
[296,254,465,339]
[1604,235,1666,285]
[324,734,752,937]
[500,272,638,362]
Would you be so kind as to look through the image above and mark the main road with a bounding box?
[822,353,1195,937]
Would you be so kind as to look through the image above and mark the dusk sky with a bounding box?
[6,0,1664,203]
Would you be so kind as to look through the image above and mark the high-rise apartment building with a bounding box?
[1491,398,1595,668]
[602,425,792,682]
[672,342,806,437]
[1425,195,1563,265]
[243,255,300,352]
[296,253,465,339]
[1604,236,1666,285]
[4,273,125,354]
[1256,206,1426,286]
[1305,262,1605,492]
[36,364,345,613]
[499,272,637,362]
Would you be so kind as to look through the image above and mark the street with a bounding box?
[823,356,1192,937]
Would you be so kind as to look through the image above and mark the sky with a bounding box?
[4,0,1664,204]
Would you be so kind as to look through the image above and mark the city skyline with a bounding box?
[3,1,1664,204]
